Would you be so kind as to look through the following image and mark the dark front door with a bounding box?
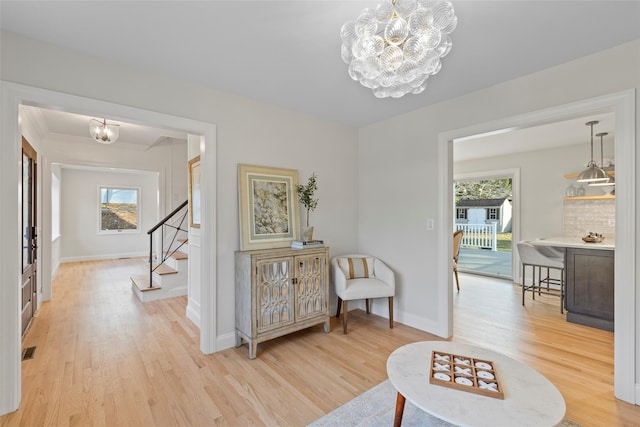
[21,137,38,335]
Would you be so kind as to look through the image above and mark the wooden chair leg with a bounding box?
[454,268,460,292]
[388,296,394,329]
[336,297,342,318]
[342,300,349,334]
[365,299,370,314]
[393,392,406,427]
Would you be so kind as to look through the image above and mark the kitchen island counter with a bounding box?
[530,237,614,331]
[532,236,614,251]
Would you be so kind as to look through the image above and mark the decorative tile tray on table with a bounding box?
[429,351,504,399]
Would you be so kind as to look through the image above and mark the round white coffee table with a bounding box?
[387,341,566,427]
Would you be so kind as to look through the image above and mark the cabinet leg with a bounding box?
[249,341,257,359]
[323,319,330,333]
[235,332,242,347]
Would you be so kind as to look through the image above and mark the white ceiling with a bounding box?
[454,112,615,162]
[22,106,187,150]
[2,1,634,158]
[1,1,639,128]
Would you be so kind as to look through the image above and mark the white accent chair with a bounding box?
[517,241,565,313]
[331,254,396,334]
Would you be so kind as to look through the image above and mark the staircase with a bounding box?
[131,200,189,302]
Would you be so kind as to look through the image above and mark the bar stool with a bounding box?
[517,241,565,313]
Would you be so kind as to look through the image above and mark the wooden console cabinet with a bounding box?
[565,247,614,331]
[235,246,330,359]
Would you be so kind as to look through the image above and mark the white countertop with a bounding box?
[532,236,615,250]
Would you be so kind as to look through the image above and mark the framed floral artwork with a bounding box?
[238,164,299,250]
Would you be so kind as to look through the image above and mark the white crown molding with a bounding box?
[20,104,48,139]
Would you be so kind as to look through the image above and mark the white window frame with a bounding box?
[456,208,467,219]
[98,186,141,234]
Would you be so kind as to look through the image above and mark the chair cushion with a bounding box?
[338,257,374,279]
[341,277,394,300]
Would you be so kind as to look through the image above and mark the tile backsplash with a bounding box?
[563,199,615,238]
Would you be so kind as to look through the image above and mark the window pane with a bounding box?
[100,187,138,231]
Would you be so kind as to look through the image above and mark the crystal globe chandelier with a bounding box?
[340,0,457,98]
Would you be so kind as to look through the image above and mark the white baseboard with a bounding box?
[335,300,444,339]
[60,252,147,263]
[636,383,640,405]
[394,310,445,338]
[51,261,60,278]
[186,301,201,328]
[216,331,237,352]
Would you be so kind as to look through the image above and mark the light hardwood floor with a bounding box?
[2,259,639,426]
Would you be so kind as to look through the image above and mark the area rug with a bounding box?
[308,380,582,427]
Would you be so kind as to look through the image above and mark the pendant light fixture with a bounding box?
[589,132,615,187]
[340,0,457,98]
[576,121,608,183]
[89,118,120,144]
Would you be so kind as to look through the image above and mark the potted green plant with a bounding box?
[296,173,318,241]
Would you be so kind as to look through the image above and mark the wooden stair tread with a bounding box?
[130,275,161,292]
[170,251,188,260]
[177,238,188,243]
[151,264,178,275]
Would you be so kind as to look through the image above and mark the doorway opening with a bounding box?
[454,176,513,280]
[439,90,635,403]
[1,82,218,415]
[21,137,38,336]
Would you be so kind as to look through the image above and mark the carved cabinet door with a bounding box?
[294,254,327,321]
[256,258,294,333]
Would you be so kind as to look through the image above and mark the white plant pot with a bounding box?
[301,226,314,242]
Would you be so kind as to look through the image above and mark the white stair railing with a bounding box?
[455,223,497,251]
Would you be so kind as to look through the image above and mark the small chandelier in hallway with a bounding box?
[89,118,120,144]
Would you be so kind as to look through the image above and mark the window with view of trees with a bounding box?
[99,187,139,233]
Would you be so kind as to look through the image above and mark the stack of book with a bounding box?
[291,239,324,249]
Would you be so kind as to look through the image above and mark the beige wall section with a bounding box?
[1,31,360,341]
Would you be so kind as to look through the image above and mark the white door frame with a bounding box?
[437,90,636,403]
[0,81,218,415]
[454,168,520,280]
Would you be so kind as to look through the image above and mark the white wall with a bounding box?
[40,135,188,217]
[358,40,639,399]
[59,168,158,261]
[0,31,359,350]
[3,27,635,410]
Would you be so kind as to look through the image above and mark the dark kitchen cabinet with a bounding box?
[565,247,614,331]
